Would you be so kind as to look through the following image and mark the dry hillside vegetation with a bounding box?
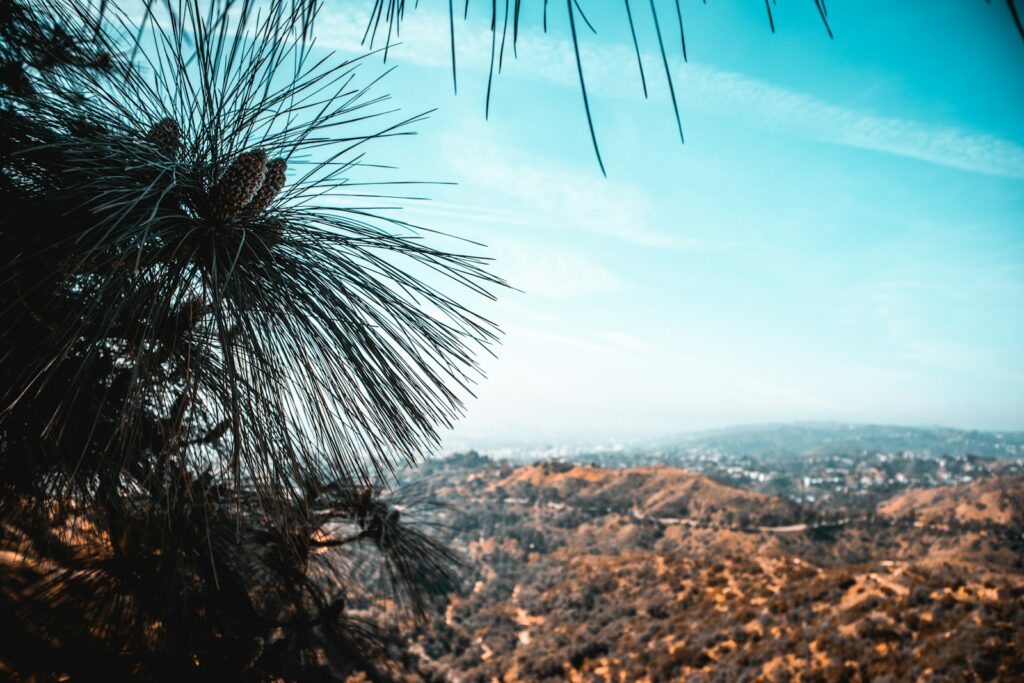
[393,457,1024,682]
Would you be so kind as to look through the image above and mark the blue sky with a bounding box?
[318,1,1024,442]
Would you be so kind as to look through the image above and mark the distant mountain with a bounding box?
[648,423,1024,460]
[451,422,1024,463]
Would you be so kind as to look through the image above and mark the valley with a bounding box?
[386,450,1024,682]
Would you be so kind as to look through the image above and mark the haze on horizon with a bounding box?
[322,1,1024,440]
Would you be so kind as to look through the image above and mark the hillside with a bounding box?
[392,456,1024,682]
[488,462,802,527]
[879,474,1024,528]
[451,425,1024,512]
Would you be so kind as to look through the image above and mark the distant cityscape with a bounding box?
[442,423,1024,508]
[608,450,1022,508]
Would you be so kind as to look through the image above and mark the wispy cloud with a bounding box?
[602,331,652,354]
[502,324,637,358]
[676,68,1024,179]
[438,124,724,249]
[850,276,1020,379]
[318,5,1024,179]
[494,243,629,298]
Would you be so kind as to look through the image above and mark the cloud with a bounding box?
[733,376,845,414]
[494,244,628,298]
[437,123,723,249]
[883,319,980,372]
[318,4,1024,179]
[502,324,635,358]
[602,331,652,354]
[676,68,1024,179]
[846,276,1024,381]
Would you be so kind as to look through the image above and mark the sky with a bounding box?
[315,1,1024,443]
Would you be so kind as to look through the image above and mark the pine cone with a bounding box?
[264,218,286,240]
[145,117,181,159]
[210,149,267,219]
[322,597,345,623]
[176,297,207,332]
[246,157,286,214]
[356,488,373,515]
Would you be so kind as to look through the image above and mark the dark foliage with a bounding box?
[0,0,500,679]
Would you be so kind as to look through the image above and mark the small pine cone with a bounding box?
[245,157,287,214]
[322,598,345,622]
[356,488,373,514]
[177,297,207,331]
[210,149,268,219]
[91,52,113,73]
[145,117,181,159]
[264,218,286,240]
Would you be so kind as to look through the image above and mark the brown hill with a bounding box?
[489,462,802,528]
[878,474,1024,529]
[397,460,1024,682]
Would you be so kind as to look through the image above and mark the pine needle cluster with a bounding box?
[0,0,500,679]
